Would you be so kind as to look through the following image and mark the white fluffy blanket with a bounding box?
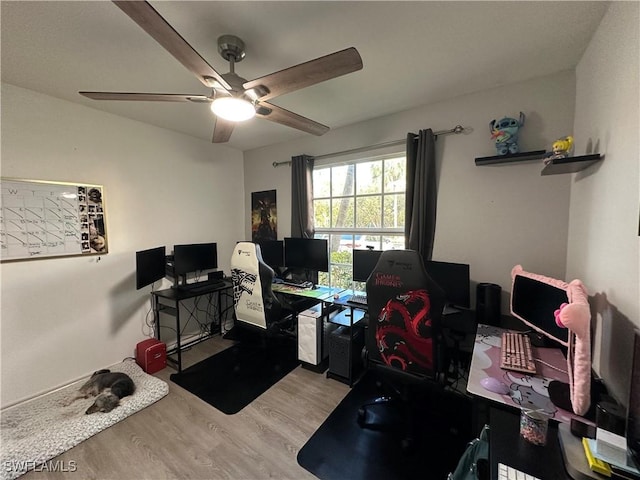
[0,360,169,480]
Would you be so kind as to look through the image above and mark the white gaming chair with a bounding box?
[230,242,290,334]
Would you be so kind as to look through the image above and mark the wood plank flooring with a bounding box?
[22,335,350,480]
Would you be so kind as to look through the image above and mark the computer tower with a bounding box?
[476,283,501,326]
[135,338,167,374]
[297,305,338,366]
[329,325,364,381]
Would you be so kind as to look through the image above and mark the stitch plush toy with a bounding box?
[490,112,525,155]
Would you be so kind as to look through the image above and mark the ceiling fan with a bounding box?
[79,1,363,143]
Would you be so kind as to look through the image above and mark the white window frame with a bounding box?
[312,150,406,289]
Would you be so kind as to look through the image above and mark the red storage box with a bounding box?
[135,339,166,374]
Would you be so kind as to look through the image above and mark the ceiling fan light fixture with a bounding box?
[211,97,255,122]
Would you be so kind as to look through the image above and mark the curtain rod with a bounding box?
[272,124,465,167]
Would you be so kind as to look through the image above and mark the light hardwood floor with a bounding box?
[23,335,351,480]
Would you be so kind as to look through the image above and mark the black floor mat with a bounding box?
[297,372,473,480]
[170,332,298,414]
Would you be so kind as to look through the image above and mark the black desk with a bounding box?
[490,407,569,479]
[152,281,232,373]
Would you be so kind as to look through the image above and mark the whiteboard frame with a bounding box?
[1,177,108,262]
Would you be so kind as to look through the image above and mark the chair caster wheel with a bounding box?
[357,407,366,426]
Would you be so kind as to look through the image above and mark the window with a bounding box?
[312,153,406,290]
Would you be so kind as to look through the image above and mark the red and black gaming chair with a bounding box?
[358,249,446,449]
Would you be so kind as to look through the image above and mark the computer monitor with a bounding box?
[424,260,471,309]
[353,249,383,282]
[135,246,166,290]
[627,329,640,469]
[257,240,284,269]
[284,237,329,272]
[510,271,569,346]
[173,243,218,275]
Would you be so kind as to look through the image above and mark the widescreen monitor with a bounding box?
[353,249,383,282]
[425,260,471,309]
[173,243,218,275]
[257,240,284,269]
[284,237,329,272]
[135,246,166,290]
[627,330,640,469]
[510,273,569,346]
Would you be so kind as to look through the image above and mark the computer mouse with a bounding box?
[480,377,510,395]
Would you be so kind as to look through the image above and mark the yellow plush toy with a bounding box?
[545,135,574,164]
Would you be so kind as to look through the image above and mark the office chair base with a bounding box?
[357,395,420,452]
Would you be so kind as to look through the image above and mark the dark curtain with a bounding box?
[290,154,315,238]
[405,129,437,260]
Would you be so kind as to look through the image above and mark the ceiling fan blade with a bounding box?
[79,92,210,102]
[243,47,363,102]
[112,1,231,91]
[256,102,329,136]
[212,117,235,143]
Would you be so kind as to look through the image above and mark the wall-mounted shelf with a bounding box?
[540,154,603,175]
[475,150,547,166]
[475,150,603,176]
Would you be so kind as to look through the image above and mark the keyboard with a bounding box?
[347,294,367,305]
[282,280,313,289]
[500,331,537,374]
[178,280,225,294]
[498,463,540,480]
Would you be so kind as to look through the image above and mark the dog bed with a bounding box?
[0,359,169,480]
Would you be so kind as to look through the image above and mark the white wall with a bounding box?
[568,2,640,403]
[243,71,577,313]
[0,84,245,407]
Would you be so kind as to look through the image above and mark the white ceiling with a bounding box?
[1,1,609,152]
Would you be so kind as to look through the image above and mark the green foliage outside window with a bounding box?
[313,153,406,289]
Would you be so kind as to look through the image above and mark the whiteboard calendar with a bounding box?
[1,178,108,262]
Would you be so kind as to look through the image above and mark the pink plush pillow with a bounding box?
[511,265,591,416]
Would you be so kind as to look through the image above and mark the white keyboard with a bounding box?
[500,331,537,374]
[498,463,540,480]
[347,294,367,305]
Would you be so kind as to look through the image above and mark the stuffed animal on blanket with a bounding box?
[511,265,591,416]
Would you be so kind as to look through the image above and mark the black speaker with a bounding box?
[476,283,501,326]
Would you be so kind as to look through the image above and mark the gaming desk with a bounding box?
[468,323,585,425]
[151,281,232,373]
[271,283,344,301]
[490,406,570,479]
[271,283,345,326]
[468,324,598,479]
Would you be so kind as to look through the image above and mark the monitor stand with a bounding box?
[548,380,573,412]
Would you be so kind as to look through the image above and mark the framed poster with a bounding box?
[251,189,277,242]
[1,178,108,262]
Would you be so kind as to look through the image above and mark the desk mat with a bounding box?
[297,372,473,480]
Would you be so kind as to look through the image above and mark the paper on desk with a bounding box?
[587,433,640,475]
